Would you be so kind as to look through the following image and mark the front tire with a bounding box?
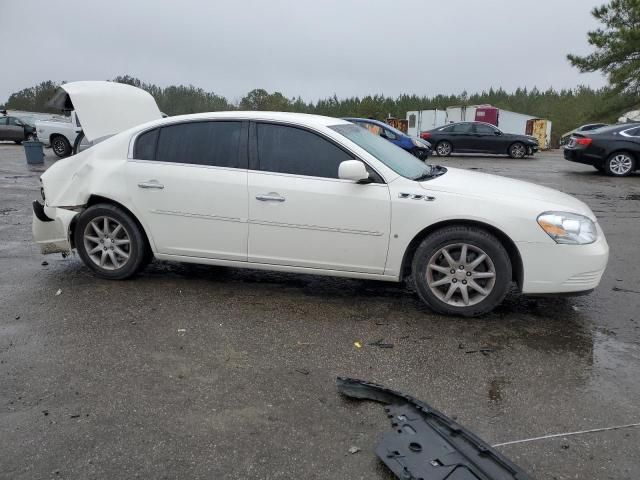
[435,141,452,156]
[51,135,72,158]
[74,204,148,280]
[411,226,512,317]
[604,152,635,176]
[508,142,526,159]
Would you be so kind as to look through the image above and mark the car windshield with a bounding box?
[330,123,433,180]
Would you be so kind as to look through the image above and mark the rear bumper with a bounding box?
[518,225,609,294]
[563,148,602,166]
[32,201,78,255]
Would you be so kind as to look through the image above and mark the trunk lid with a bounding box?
[47,81,162,142]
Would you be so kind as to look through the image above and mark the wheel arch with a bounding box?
[69,194,154,254]
[608,149,637,162]
[50,133,69,144]
[400,219,524,289]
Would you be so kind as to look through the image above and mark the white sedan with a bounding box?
[33,82,609,316]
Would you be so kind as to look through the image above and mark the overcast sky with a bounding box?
[1,0,607,104]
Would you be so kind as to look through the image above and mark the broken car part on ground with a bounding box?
[337,377,531,480]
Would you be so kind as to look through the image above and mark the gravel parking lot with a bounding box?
[1,143,639,479]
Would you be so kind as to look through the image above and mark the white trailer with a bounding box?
[406,109,446,136]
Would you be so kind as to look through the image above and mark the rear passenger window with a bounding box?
[256,123,352,178]
[134,129,159,160]
[134,121,242,167]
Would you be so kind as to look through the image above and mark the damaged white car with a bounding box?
[33,81,609,316]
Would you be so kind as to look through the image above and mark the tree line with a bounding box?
[2,75,637,146]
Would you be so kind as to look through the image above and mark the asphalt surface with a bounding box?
[1,144,639,480]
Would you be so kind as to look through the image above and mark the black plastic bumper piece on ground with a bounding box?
[32,200,53,222]
[336,377,531,480]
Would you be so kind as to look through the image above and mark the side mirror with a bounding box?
[339,160,370,183]
[494,130,502,135]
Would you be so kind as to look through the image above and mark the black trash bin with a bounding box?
[24,140,45,165]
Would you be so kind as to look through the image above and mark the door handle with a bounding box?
[138,181,164,189]
[255,193,285,202]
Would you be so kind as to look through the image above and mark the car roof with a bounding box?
[157,111,350,129]
[343,117,391,127]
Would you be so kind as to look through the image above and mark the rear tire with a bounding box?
[604,152,635,177]
[14,140,22,145]
[508,142,526,159]
[74,204,148,280]
[411,226,512,317]
[51,135,71,158]
[435,141,452,156]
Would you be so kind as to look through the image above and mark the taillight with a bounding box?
[575,137,592,146]
[420,132,431,140]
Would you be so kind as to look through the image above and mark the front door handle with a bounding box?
[138,181,164,189]
[256,193,285,202]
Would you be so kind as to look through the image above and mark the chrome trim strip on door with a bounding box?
[250,219,383,236]
[150,209,245,223]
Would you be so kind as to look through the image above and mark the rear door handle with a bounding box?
[256,193,285,202]
[138,181,164,189]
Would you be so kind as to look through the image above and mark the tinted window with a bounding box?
[451,123,472,133]
[439,125,454,132]
[474,123,497,134]
[150,121,242,167]
[257,123,352,178]
[134,128,159,160]
[0,117,7,126]
[8,117,22,126]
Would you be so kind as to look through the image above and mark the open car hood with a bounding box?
[47,81,162,142]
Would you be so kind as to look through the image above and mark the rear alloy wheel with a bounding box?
[412,226,512,317]
[51,136,72,157]
[75,204,148,280]
[605,152,635,177]
[508,142,526,159]
[436,141,452,156]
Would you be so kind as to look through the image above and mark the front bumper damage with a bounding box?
[32,201,78,255]
[337,377,531,480]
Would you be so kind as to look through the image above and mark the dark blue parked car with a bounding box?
[343,117,432,159]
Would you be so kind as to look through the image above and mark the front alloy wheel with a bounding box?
[426,243,496,307]
[412,226,512,316]
[605,152,635,176]
[509,142,526,159]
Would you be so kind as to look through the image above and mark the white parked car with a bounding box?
[33,82,609,316]
[35,112,81,157]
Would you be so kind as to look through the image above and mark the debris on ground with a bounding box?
[295,368,310,375]
[368,338,394,349]
[41,261,48,266]
[55,289,62,296]
[353,341,362,349]
[348,446,361,454]
[336,377,531,480]
[465,348,494,355]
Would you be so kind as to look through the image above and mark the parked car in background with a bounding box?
[559,123,608,146]
[421,122,539,159]
[33,82,609,317]
[35,111,82,157]
[0,116,37,144]
[343,117,431,159]
[564,123,640,176]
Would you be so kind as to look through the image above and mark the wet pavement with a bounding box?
[1,143,639,479]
